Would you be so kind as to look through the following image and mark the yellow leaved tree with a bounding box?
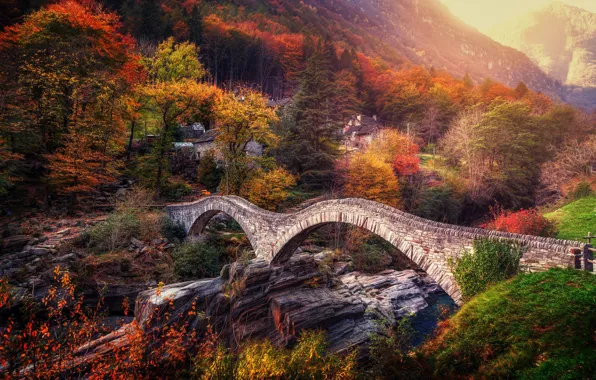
[215,89,279,194]
[344,150,400,207]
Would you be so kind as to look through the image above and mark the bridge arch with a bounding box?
[269,200,460,299]
[168,196,261,250]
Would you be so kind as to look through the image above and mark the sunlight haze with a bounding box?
[440,0,596,33]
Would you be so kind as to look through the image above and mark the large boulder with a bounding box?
[1,235,32,254]
[134,254,442,353]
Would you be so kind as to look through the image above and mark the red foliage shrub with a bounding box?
[392,140,420,176]
[484,207,558,237]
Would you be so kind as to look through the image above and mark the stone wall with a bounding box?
[167,196,584,304]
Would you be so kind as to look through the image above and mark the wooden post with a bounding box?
[570,248,582,270]
[584,244,593,272]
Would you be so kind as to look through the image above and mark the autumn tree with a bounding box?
[0,1,143,200]
[344,151,400,207]
[368,129,420,176]
[139,37,221,195]
[539,135,596,201]
[241,167,296,211]
[146,37,206,82]
[441,107,493,205]
[143,80,221,195]
[214,89,278,194]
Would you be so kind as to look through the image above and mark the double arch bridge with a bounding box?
[166,196,582,304]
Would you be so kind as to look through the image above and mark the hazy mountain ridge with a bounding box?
[488,1,596,109]
[302,0,564,101]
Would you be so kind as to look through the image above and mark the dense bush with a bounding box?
[424,269,596,379]
[194,330,357,379]
[173,240,223,280]
[161,178,192,201]
[161,216,187,242]
[197,150,222,192]
[569,180,593,200]
[342,229,393,273]
[484,207,558,237]
[88,188,167,253]
[88,212,141,253]
[414,185,463,224]
[451,239,523,299]
[366,317,430,379]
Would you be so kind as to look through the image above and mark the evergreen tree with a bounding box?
[514,81,529,99]
[287,44,342,188]
[339,49,354,71]
[462,73,474,89]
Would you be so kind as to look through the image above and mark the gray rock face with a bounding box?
[1,235,32,254]
[134,254,442,353]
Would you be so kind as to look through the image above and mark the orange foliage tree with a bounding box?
[344,150,400,207]
[241,167,296,211]
[368,130,420,177]
[0,0,142,196]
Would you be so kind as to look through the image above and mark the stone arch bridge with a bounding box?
[166,196,582,303]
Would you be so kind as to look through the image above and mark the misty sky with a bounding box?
[440,0,596,33]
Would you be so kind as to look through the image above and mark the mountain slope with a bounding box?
[299,0,564,101]
[488,2,596,109]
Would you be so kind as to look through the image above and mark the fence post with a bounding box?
[571,248,582,270]
[584,244,593,272]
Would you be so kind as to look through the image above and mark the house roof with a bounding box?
[346,115,382,135]
[187,128,218,144]
[267,97,292,107]
[173,142,194,149]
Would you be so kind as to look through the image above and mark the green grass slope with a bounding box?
[544,196,596,241]
[424,269,596,379]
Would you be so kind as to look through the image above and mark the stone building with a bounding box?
[343,115,383,149]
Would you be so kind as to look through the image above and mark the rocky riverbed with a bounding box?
[74,253,452,363]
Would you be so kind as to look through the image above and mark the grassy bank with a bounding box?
[544,196,596,241]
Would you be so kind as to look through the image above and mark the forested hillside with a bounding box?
[0,0,594,217]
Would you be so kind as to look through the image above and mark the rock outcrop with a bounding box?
[133,254,443,353]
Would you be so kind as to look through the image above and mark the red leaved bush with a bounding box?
[484,207,558,237]
[392,140,420,177]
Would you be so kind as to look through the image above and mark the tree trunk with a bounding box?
[127,119,136,161]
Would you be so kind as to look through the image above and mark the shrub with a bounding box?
[161,178,192,201]
[451,239,523,300]
[569,180,593,200]
[236,330,357,379]
[343,229,392,273]
[414,185,463,224]
[88,212,141,253]
[197,150,222,192]
[173,241,223,280]
[424,269,596,379]
[367,317,429,378]
[352,242,393,274]
[485,207,558,237]
[161,216,187,242]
